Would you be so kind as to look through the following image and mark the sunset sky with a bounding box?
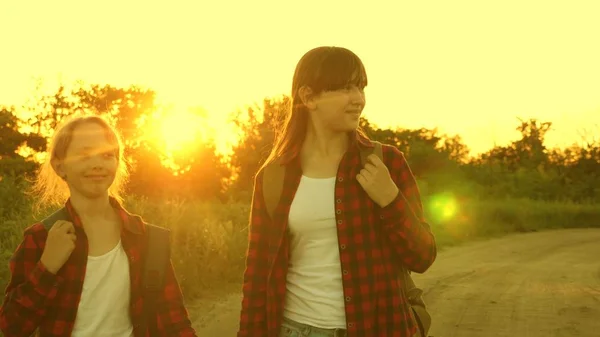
[1,0,599,156]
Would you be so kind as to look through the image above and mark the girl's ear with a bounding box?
[298,86,317,110]
[51,158,66,180]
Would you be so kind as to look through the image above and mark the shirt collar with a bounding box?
[64,196,145,235]
[279,130,375,166]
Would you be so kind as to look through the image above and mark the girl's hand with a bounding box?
[356,154,399,207]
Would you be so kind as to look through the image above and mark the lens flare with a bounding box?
[428,193,459,222]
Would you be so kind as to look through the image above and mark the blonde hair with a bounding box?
[28,114,129,209]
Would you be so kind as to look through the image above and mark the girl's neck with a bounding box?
[69,193,114,221]
[302,123,349,158]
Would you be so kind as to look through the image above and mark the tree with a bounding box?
[0,107,45,158]
[71,84,156,144]
[0,107,46,178]
[229,96,288,192]
[25,83,77,136]
[11,81,231,201]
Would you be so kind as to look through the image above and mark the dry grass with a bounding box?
[1,177,599,302]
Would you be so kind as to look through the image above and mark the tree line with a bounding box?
[1,82,599,206]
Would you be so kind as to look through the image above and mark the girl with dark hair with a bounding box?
[237,46,437,337]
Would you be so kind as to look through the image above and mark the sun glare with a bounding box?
[136,104,241,175]
[141,105,216,156]
[159,110,204,153]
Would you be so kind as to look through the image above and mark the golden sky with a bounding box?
[1,0,599,155]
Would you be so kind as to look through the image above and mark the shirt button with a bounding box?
[340,244,346,250]
[345,296,351,302]
[338,177,344,182]
[336,209,342,214]
[337,220,343,225]
[380,215,385,219]
[343,270,349,275]
[348,322,354,328]
[336,199,342,204]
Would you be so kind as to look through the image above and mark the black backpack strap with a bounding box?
[40,207,70,231]
[359,140,382,166]
[141,223,171,336]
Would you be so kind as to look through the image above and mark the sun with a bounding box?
[136,103,240,174]
[159,110,205,153]
[137,105,213,160]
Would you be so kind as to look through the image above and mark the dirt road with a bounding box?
[190,228,600,336]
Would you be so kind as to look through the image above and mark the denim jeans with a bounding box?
[279,317,347,337]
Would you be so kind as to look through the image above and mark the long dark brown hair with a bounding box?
[261,46,369,169]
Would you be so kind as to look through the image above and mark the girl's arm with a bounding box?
[0,226,62,337]
[237,170,270,337]
[154,260,197,336]
[379,145,437,273]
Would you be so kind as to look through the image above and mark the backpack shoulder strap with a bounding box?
[143,224,171,290]
[262,159,285,220]
[29,207,71,337]
[362,141,431,332]
[40,207,70,231]
[359,141,383,166]
[263,142,383,220]
[141,223,171,335]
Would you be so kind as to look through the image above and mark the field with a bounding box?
[2,173,600,336]
[2,179,599,304]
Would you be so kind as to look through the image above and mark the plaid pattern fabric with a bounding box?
[238,133,437,337]
[0,198,196,337]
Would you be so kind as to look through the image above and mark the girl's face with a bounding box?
[306,83,366,133]
[53,122,119,200]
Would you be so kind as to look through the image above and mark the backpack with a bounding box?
[39,207,171,337]
[262,141,432,337]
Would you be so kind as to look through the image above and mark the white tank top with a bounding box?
[71,240,134,337]
[283,175,346,329]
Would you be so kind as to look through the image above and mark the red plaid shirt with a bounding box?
[237,133,437,337]
[0,198,196,337]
